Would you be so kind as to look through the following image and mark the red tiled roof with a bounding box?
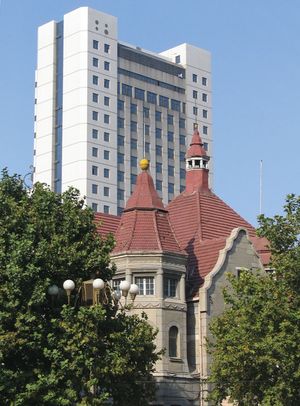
[113,209,184,255]
[94,212,120,238]
[125,171,165,211]
[167,189,269,295]
[250,236,271,266]
[113,165,184,256]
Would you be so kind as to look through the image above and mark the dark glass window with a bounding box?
[92,129,98,139]
[143,107,150,118]
[180,135,185,145]
[168,165,174,176]
[117,135,124,146]
[130,121,137,132]
[202,93,208,102]
[104,61,110,71]
[131,138,137,149]
[159,95,169,108]
[104,186,110,197]
[131,156,137,167]
[104,132,110,142]
[156,145,162,156]
[202,77,207,86]
[122,83,132,97]
[168,148,174,159]
[118,171,124,182]
[92,184,98,194]
[192,73,197,83]
[104,114,110,124]
[131,103,137,114]
[147,91,157,104]
[155,128,162,139]
[117,189,124,200]
[193,90,198,99]
[168,132,174,142]
[104,168,110,178]
[118,99,124,111]
[179,118,185,129]
[92,165,98,176]
[167,115,173,125]
[156,162,162,173]
[92,57,99,67]
[117,117,124,128]
[155,111,161,121]
[104,43,110,53]
[92,93,99,103]
[118,153,124,164]
[93,40,99,49]
[203,126,208,135]
[135,88,145,101]
[92,111,98,121]
[156,180,162,191]
[92,75,99,85]
[104,79,110,88]
[104,96,110,106]
[169,326,179,357]
[171,99,180,112]
[104,150,110,160]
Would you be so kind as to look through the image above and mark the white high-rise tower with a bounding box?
[34,7,212,215]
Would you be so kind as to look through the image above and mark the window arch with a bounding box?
[169,326,179,358]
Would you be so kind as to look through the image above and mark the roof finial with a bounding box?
[140,158,149,171]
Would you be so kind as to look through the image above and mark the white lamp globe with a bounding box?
[48,285,59,296]
[113,290,122,301]
[63,279,75,291]
[93,278,105,290]
[129,284,139,295]
[119,280,130,292]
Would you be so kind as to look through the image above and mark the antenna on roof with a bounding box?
[259,159,263,215]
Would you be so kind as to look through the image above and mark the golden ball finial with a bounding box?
[140,158,149,171]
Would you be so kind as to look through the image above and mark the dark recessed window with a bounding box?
[192,73,198,83]
[202,77,207,86]
[92,93,99,103]
[155,111,161,122]
[104,96,110,106]
[104,79,110,89]
[104,150,110,160]
[93,40,99,50]
[147,91,157,104]
[103,205,110,214]
[117,117,124,129]
[92,129,98,139]
[104,168,110,178]
[92,147,98,157]
[92,57,99,67]
[104,43,110,53]
[122,83,132,97]
[92,75,99,85]
[104,61,110,71]
[135,88,145,101]
[131,103,137,115]
[175,55,181,64]
[193,90,198,99]
[159,95,169,108]
[104,132,110,142]
[104,186,110,197]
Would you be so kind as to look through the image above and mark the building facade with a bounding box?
[33,7,212,215]
[95,127,270,405]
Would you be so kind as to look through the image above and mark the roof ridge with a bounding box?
[127,209,138,250]
[153,210,163,251]
[196,190,203,240]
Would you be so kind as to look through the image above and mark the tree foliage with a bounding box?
[208,194,300,405]
[0,170,160,405]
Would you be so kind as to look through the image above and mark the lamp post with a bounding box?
[56,278,139,308]
[63,279,75,305]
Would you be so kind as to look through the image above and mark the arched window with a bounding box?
[169,326,179,358]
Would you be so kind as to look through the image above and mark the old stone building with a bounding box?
[95,127,269,405]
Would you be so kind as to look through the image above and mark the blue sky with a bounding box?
[0,0,299,225]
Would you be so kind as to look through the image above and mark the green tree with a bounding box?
[0,170,160,405]
[208,194,300,405]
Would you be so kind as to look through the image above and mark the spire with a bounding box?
[124,158,165,211]
[185,125,210,193]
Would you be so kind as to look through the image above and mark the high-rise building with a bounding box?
[33,7,212,215]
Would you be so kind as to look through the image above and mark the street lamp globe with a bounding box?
[93,278,105,290]
[119,280,131,297]
[63,279,75,292]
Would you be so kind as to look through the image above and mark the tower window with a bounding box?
[169,326,179,358]
[164,277,177,297]
[135,276,155,295]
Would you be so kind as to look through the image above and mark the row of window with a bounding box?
[92,75,110,88]
[193,107,208,118]
[117,115,186,129]
[92,166,110,178]
[113,276,178,297]
[92,93,110,106]
[91,147,110,160]
[92,129,110,142]
[92,184,110,196]
[92,39,110,54]
[92,57,111,71]
[192,90,208,102]
[92,111,110,124]
[92,202,110,214]
[119,84,185,111]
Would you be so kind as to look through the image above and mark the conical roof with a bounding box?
[113,160,184,256]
